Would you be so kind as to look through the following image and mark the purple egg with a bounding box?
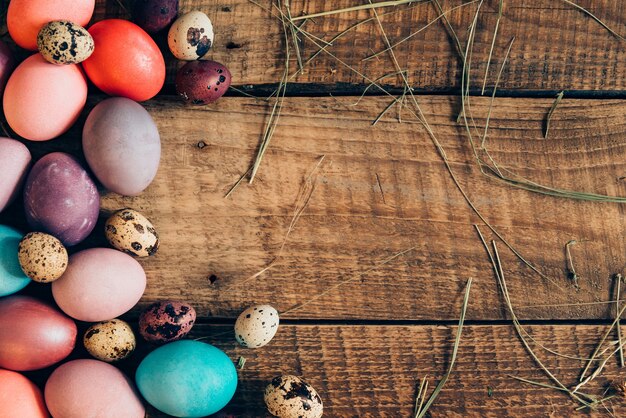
[0,39,15,95]
[23,153,99,246]
[175,60,231,105]
[83,98,161,196]
[133,0,179,34]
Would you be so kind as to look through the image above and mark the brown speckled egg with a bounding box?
[105,209,159,257]
[139,301,196,343]
[234,304,279,348]
[264,375,323,418]
[83,319,136,362]
[168,11,213,60]
[37,21,94,65]
[17,232,68,282]
[175,60,231,105]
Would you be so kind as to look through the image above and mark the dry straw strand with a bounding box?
[544,91,564,139]
[481,0,504,95]
[291,0,425,22]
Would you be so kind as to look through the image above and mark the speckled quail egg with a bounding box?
[83,319,136,362]
[37,20,94,65]
[234,304,279,348]
[105,208,159,257]
[139,301,196,343]
[264,375,324,418]
[168,11,214,60]
[17,232,68,282]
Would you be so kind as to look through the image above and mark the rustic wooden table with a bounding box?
[1,0,625,416]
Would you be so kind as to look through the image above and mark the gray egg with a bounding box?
[264,375,323,418]
[37,21,94,65]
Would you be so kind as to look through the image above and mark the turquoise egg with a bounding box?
[0,225,30,297]
[135,340,237,417]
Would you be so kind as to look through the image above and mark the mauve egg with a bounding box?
[0,296,77,371]
[139,301,196,343]
[83,97,161,196]
[0,39,15,95]
[176,60,231,105]
[0,369,49,417]
[52,248,146,322]
[0,138,31,212]
[23,152,99,246]
[133,0,179,33]
[45,359,144,418]
[3,54,87,141]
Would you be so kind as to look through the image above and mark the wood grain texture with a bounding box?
[2,95,624,320]
[92,0,626,91]
[136,324,626,417]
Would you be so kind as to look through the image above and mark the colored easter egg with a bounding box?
[0,369,49,417]
[0,138,30,212]
[0,225,31,297]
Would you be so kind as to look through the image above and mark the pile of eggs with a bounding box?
[0,0,322,417]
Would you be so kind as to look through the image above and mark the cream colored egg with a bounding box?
[17,232,68,282]
[168,11,214,60]
[264,375,324,418]
[105,209,159,257]
[37,20,94,65]
[83,319,136,362]
[234,304,279,348]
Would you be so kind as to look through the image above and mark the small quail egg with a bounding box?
[264,375,324,418]
[105,208,159,257]
[37,20,94,65]
[83,319,136,362]
[168,11,214,60]
[17,232,68,282]
[234,304,279,348]
[139,301,196,343]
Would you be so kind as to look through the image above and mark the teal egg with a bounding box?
[135,340,237,417]
[0,225,30,296]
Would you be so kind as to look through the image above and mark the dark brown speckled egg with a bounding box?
[175,60,231,105]
[264,375,323,418]
[139,301,196,343]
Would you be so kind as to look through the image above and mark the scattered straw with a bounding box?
[237,356,247,370]
[562,0,625,42]
[615,274,624,367]
[414,278,472,418]
[291,0,425,22]
[565,239,580,287]
[481,0,504,95]
[544,91,564,139]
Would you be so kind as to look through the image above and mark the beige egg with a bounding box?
[17,232,68,282]
[37,20,94,65]
[265,375,323,418]
[105,209,159,257]
[234,304,279,348]
[83,319,136,362]
[168,11,214,60]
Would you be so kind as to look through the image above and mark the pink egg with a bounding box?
[0,138,31,212]
[3,54,87,141]
[0,296,77,371]
[0,369,49,417]
[45,359,144,418]
[52,248,146,321]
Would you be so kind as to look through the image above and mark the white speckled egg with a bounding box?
[264,375,323,418]
[83,319,136,362]
[18,232,68,283]
[234,304,279,348]
[168,11,214,60]
[105,208,159,257]
[37,20,94,65]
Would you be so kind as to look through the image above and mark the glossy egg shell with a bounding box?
[133,0,179,33]
[3,54,88,141]
[83,98,161,196]
[0,369,49,418]
[136,340,237,417]
[139,301,196,343]
[0,138,30,212]
[0,296,77,371]
[7,0,95,50]
[45,359,145,418]
[52,248,146,322]
[176,60,231,105]
[83,19,165,101]
[23,152,99,246]
[0,225,31,297]
[264,375,323,418]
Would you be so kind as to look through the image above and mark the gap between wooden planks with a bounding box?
[4,95,615,321]
[93,0,626,91]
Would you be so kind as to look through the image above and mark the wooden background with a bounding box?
[0,0,625,416]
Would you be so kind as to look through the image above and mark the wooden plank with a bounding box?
[2,95,624,320]
[91,0,626,91]
[127,324,626,417]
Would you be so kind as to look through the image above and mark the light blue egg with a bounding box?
[135,340,237,418]
[0,225,30,297]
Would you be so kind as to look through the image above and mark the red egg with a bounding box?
[175,60,232,105]
[0,369,49,417]
[83,19,165,101]
[7,0,95,50]
[0,296,77,371]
